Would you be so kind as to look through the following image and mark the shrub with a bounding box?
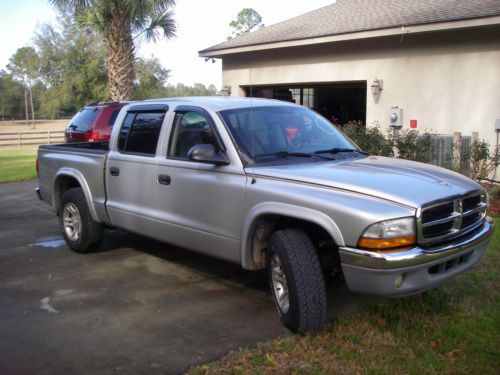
[454,140,499,180]
[389,129,435,163]
[341,122,498,181]
[342,122,393,156]
[490,185,500,200]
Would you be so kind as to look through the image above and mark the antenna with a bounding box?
[250,67,256,184]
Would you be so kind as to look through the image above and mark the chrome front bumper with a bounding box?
[339,217,494,296]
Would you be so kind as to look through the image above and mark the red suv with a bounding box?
[65,102,127,143]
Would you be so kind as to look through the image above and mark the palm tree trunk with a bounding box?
[106,9,135,101]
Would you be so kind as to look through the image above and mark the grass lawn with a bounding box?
[191,217,499,375]
[0,147,38,183]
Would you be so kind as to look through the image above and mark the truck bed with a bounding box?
[37,140,110,224]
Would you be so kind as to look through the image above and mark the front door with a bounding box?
[154,106,246,262]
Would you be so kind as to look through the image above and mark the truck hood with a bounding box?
[249,156,481,208]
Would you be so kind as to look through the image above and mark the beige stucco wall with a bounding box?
[220,27,500,157]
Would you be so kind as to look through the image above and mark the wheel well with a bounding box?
[54,175,81,213]
[248,214,340,272]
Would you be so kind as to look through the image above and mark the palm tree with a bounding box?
[50,0,176,101]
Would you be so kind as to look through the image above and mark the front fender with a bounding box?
[53,168,99,222]
[241,202,345,270]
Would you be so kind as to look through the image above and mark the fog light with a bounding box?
[394,274,404,288]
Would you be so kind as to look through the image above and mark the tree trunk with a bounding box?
[28,81,35,129]
[106,9,135,101]
[24,88,29,127]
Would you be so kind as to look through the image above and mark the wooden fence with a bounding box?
[0,131,65,147]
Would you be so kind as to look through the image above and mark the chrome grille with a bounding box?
[418,191,487,245]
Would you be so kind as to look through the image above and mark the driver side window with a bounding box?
[167,110,219,159]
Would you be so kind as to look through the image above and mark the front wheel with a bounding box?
[59,187,103,253]
[267,229,328,333]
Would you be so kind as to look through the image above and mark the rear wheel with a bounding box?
[59,187,103,253]
[267,228,328,333]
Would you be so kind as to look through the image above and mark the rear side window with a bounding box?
[67,108,100,132]
[118,111,165,156]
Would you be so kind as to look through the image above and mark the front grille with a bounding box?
[462,212,482,229]
[423,221,454,238]
[418,191,487,245]
[422,202,454,222]
[463,195,481,212]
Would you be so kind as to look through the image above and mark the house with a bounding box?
[199,0,500,152]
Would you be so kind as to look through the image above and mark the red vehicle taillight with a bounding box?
[36,157,39,178]
[84,130,100,142]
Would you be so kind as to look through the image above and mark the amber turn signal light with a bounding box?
[357,234,416,251]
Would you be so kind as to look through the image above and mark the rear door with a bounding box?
[105,104,168,236]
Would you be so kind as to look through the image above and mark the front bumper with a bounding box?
[339,217,494,296]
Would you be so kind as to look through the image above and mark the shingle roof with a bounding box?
[201,0,500,53]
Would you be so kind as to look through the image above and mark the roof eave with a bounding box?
[199,15,500,58]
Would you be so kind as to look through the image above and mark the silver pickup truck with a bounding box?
[36,97,494,333]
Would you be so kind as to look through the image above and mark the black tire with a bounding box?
[267,228,328,333]
[59,187,103,253]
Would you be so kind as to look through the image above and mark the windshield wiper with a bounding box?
[314,148,368,155]
[254,151,335,161]
[254,151,313,159]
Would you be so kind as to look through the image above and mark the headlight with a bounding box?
[358,217,416,251]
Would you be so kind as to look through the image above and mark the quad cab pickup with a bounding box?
[36,97,494,333]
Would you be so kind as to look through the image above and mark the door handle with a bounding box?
[110,167,120,176]
[158,174,171,185]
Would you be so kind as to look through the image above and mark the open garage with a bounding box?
[243,81,367,125]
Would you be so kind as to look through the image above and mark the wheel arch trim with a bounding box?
[241,202,345,270]
[53,168,99,222]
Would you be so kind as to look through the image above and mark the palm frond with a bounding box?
[141,10,176,42]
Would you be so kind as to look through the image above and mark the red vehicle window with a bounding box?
[67,108,100,132]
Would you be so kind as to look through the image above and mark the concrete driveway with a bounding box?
[0,181,382,375]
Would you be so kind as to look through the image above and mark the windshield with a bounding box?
[67,108,100,132]
[219,105,358,162]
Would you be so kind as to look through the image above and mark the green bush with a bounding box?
[341,122,498,181]
[342,122,393,156]
[490,185,500,200]
[459,140,498,181]
[388,129,434,163]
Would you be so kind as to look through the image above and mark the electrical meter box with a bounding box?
[496,119,500,131]
[389,107,403,127]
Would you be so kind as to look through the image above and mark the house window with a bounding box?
[290,89,301,105]
[302,88,315,109]
[245,87,315,109]
[275,88,314,109]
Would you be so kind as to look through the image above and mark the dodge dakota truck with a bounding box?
[36,97,494,333]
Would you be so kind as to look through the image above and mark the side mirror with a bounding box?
[187,144,229,166]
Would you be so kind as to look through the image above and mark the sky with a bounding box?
[0,0,334,89]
